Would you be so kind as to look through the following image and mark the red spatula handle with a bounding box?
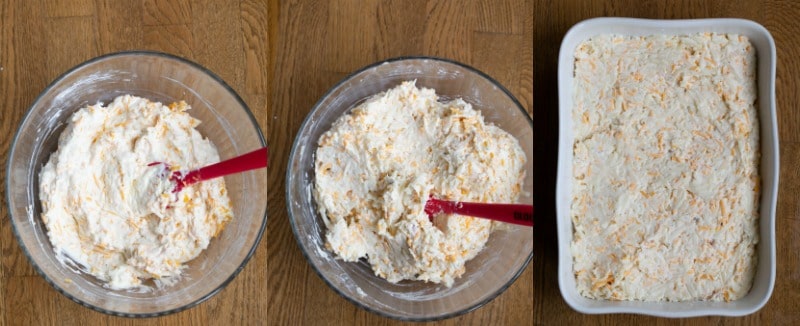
[181,147,268,187]
[425,197,534,227]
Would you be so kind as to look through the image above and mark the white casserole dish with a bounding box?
[556,18,778,317]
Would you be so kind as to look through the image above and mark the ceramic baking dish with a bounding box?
[556,18,778,317]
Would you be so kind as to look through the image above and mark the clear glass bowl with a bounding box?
[286,57,534,321]
[6,51,267,317]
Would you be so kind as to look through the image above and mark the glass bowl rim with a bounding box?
[5,50,268,318]
[285,55,533,321]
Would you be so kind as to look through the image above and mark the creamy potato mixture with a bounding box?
[314,81,527,287]
[40,95,233,290]
[571,33,759,301]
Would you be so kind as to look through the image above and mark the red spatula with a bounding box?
[149,147,268,193]
[424,195,533,227]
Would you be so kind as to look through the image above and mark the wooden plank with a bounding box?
[519,1,533,115]
[4,276,111,326]
[44,16,99,80]
[422,0,476,63]
[143,0,192,26]
[95,0,144,53]
[5,276,56,325]
[44,0,94,18]
[320,0,380,73]
[769,143,800,324]
[190,0,245,90]
[241,0,270,95]
[475,0,525,34]
[2,0,48,280]
[143,23,195,58]
[766,0,800,142]
[472,32,525,95]
[374,0,427,58]
[267,1,341,323]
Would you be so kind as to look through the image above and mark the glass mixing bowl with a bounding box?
[286,57,533,321]
[6,51,267,317]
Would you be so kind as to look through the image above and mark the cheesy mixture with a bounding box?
[571,33,760,301]
[40,95,233,290]
[314,81,527,287]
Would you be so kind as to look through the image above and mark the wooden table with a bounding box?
[534,1,800,325]
[0,1,532,325]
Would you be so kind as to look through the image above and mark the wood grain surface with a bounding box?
[533,1,800,325]
[0,0,532,325]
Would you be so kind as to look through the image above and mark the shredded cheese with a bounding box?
[571,33,759,302]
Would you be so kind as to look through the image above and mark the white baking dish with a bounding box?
[556,18,778,317]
